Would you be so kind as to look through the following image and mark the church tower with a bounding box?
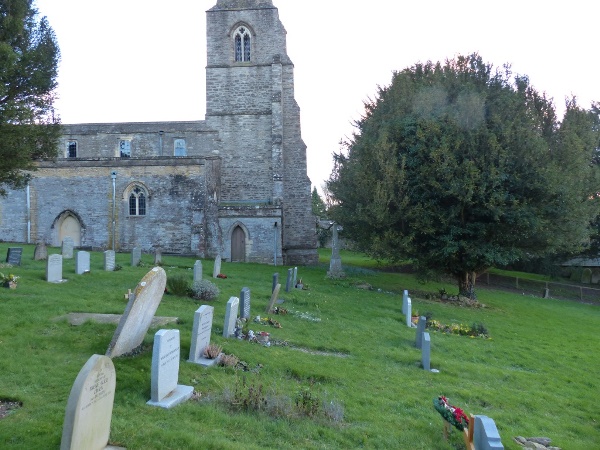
[206,0,317,265]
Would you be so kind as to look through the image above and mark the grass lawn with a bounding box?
[0,244,598,449]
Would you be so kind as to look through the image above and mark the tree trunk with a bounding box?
[458,271,477,299]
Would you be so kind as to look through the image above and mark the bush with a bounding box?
[190,279,220,301]
[166,274,190,297]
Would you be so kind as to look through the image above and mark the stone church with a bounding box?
[0,0,318,265]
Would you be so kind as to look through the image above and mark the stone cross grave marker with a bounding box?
[62,237,74,259]
[240,287,251,319]
[266,283,281,313]
[106,267,167,357]
[212,255,222,278]
[154,248,162,265]
[75,251,90,275]
[415,316,427,349]
[6,247,23,266]
[223,297,240,338]
[293,267,298,288]
[193,260,203,283]
[189,305,219,366]
[422,332,431,371]
[33,242,48,261]
[474,415,505,450]
[147,329,193,409]
[285,268,293,292]
[130,247,141,267]
[405,297,413,327]
[60,354,121,450]
[104,250,115,271]
[402,290,409,314]
[47,254,63,283]
[272,273,279,293]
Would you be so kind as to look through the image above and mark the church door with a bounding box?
[231,226,245,262]
[59,215,81,247]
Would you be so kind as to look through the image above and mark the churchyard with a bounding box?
[0,244,598,449]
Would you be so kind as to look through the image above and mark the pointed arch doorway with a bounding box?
[231,225,246,262]
[58,213,82,247]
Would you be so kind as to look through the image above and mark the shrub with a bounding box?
[166,274,190,297]
[190,279,220,301]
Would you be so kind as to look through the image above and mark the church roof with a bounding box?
[211,0,274,10]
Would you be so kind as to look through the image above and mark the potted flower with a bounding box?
[1,272,20,289]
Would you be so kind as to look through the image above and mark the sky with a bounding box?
[34,0,598,194]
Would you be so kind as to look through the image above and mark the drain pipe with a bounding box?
[26,182,31,243]
[111,171,117,250]
[273,221,278,266]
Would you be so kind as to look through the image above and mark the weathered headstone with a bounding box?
[106,267,167,357]
[239,287,251,319]
[285,268,293,292]
[193,260,203,283]
[406,297,413,327]
[293,267,298,288]
[6,247,23,266]
[415,316,427,349]
[62,237,74,259]
[104,250,115,271]
[592,269,600,284]
[327,224,345,278]
[581,268,592,284]
[189,305,219,366]
[131,247,141,267]
[212,255,222,278]
[266,283,281,313]
[402,290,409,314]
[33,242,48,261]
[422,332,431,371]
[154,248,162,265]
[146,329,193,409]
[223,297,240,338]
[47,254,63,283]
[75,251,90,275]
[474,415,505,450]
[272,273,279,293]
[60,354,120,450]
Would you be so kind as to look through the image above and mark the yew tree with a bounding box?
[327,54,599,298]
[0,0,60,195]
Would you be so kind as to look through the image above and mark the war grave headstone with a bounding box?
[60,354,124,450]
[62,237,74,259]
[415,316,427,349]
[293,267,298,288]
[147,329,193,409]
[272,273,279,293]
[6,247,23,266]
[189,305,220,366]
[422,332,431,371]
[193,260,203,283]
[47,254,64,283]
[405,298,413,327]
[75,251,91,275]
[33,242,48,260]
[104,250,115,271]
[402,290,409,314]
[223,297,240,338]
[266,283,281,313]
[154,248,162,265]
[474,415,504,450]
[212,255,222,278]
[106,267,167,358]
[285,268,293,292]
[130,247,141,267]
[240,287,251,319]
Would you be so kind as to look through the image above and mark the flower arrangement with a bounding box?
[1,272,20,286]
[433,396,469,431]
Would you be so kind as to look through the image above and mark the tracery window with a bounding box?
[128,185,146,216]
[234,26,251,62]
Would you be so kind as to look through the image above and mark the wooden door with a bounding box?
[231,226,245,262]
[59,215,81,247]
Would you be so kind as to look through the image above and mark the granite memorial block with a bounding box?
[147,329,193,409]
[266,283,281,313]
[104,250,115,271]
[272,273,279,293]
[62,237,74,259]
[33,242,48,261]
[402,290,409,314]
[422,332,431,371]
[212,255,222,278]
[6,247,23,265]
[193,260,203,283]
[474,415,505,450]
[415,316,427,349]
[223,297,240,338]
[188,305,219,366]
[285,268,293,292]
[106,267,167,357]
[47,254,63,283]
[75,251,90,275]
[131,247,141,267]
[240,287,251,319]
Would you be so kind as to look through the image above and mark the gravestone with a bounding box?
[405,298,413,327]
[75,251,90,275]
[189,305,219,366]
[285,268,293,292]
[239,287,251,319]
[33,242,48,261]
[223,297,240,338]
[293,267,298,288]
[154,248,162,265]
[106,267,167,357]
[581,268,592,284]
[60,354,121,450]
[592,269,600,284]
[402,290,409,314]
[422,332,431,371]
[193,260,203,283]
[131,247,141,267]
[415,316,427,349]
[147,329,193,409]
[212,255,222,278]
[62,237,74,259]
[266,283,281,313]
[272,273,279,293]
[6,247,23,266]
[47,254,63,283]
[104,250,115,271]
[474,415,504,450]
[327,223,345,278]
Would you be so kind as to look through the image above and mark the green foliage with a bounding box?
[190,279,220,301]
[328,53,600,297]
[312,187,331,247]
[165,273,190,297]
[0,0,61,195]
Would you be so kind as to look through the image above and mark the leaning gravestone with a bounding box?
[415,316,427,349]
[131,247,141,267]
[60,354,122,450]
[47,254,63,283]
[188,305,219,366]
[193,260,203,283]
[422,332,431,371]
[266,283,281,313]
[6,247,23,266]
[33,242,48,261]
[239,287,251,319]
[402,290,409,314]
[106,267,167,358]
[75,251,90,275]
[272,273,279,293]
[212,255,222,278]
[474,415,504,450]
[62,237,74,259]
[285,268,293,292]
[223,297,240,338]
[147,329,193,409]
[104,250,115,271]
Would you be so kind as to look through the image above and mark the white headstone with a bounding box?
[223,297,240,338]
[60,355,118,450]
[406,297,413,327]
[131,247,141,266]
[422,332,431,371]
[188,305,218,366]
[212,255,222,278]
[193,260,203,283]
[62,237,74,259]
[239,287,251,319]
[293,267,298,288]
[415,316,427,349]
[402,290,409,314]
[104,250,115,271]
[75,251,90,275]
[266,283,281,313]
[147,329,193,409]
[47,254,63,283]
[106,267,167,357]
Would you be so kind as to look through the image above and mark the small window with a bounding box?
[174,139,187,156]
[67,141,77,158]
[128,186,146,216]
[234,26,251,62]
[119,139,131,158]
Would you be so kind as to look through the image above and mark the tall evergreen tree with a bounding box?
[0,0,60,195]
[328,54,599,297]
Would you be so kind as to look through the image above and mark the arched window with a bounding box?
[234,26,251,62]
[129,185,146,216]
